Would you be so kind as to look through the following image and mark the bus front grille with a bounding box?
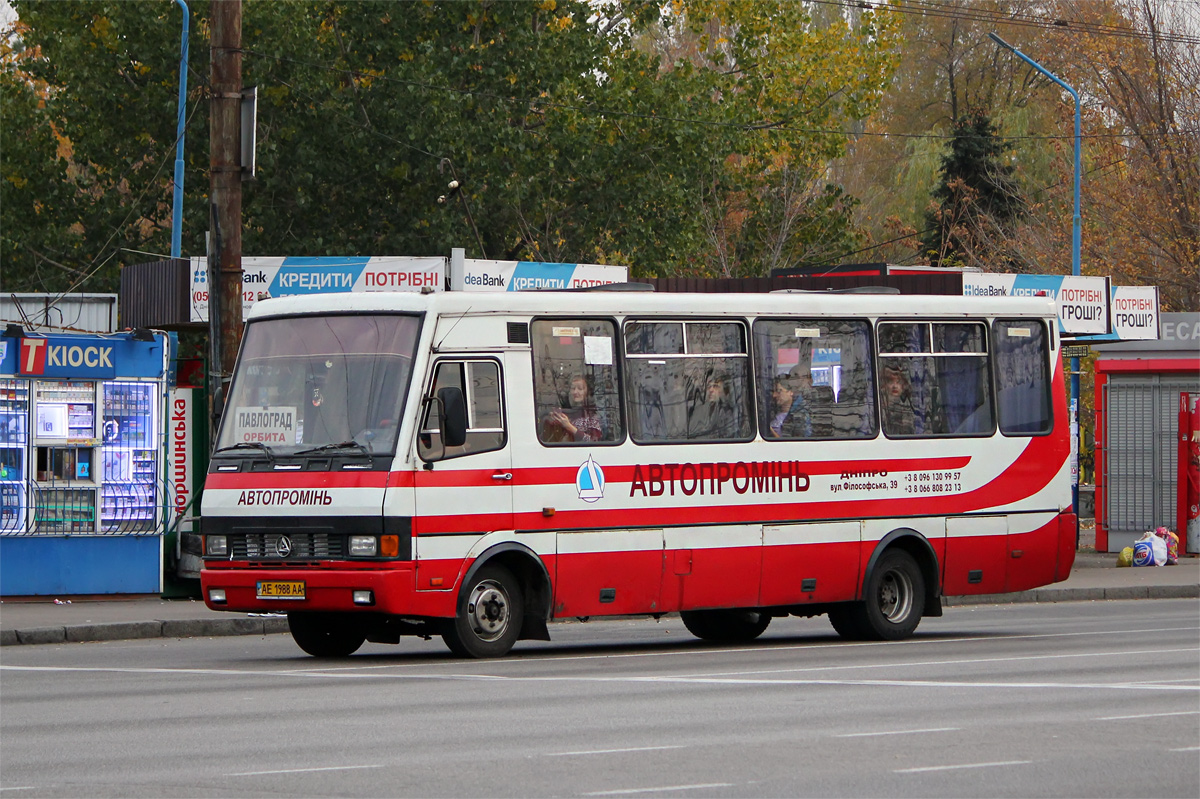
[231,532,344,560]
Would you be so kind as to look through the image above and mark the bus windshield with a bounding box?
[215,314,421,457]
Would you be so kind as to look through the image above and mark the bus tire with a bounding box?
[680,609,771,642]
[288,612,366,657]
[859,548,926,640]
[443,563,524,658]
[827,605,868,640]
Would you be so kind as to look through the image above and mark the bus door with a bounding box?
[412,357,513,591]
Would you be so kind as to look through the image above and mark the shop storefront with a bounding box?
[0,330,170,595]
[1093,313,1200,553]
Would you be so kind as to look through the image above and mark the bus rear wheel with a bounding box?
[442,563,524,658]
[680,609,771,642]
[830,549,925,641]
[288,612,366,657]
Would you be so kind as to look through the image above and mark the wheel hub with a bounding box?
[468,581,509,641]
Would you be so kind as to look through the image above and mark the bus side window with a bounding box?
[625,320,753,443]
[530,319,623,446]
[753,319,877,440]
[993,319,1052,435]
[418,360,505,461]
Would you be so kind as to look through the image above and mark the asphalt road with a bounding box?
[2,600,1198,799]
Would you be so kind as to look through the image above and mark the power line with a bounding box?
[244,49,1198,144]
[809,0,1200,48]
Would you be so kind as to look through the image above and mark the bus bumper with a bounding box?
[200,565,455,617]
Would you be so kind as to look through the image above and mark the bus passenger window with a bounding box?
[624,320,753,443]
[753,319,877,440]
[418,360,505,461]
[877,322,994,438]
[994,320,1052,435]
[531,319,623,446]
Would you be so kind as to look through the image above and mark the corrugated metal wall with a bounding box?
[118,259,193,330]
[1,294,118,333]
[1104,373,1200,549]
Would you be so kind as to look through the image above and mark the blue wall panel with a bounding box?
[0,537,161,595]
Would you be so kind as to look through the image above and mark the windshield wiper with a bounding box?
[214,442,275,459]
[295,440,373,458]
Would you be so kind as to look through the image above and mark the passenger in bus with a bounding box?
[768,376,812,437]
[542,374,604,442]
[688,373,736,439]
[881,365,922,435]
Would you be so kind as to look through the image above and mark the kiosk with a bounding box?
[0,329,170,595]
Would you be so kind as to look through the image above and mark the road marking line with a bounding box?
[1169,746,1200,752]
[1095,710,1200,721]
[0,788,37,792]
[4,664,1198,693]
[836,727,961,738]
[549,745,684,756]
[684,647,1200,680]
[227,764,383,776]
[895,760,1033,774]
[583,784,733,796]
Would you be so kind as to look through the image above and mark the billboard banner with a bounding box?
[1106,285,1160,340]
[456,259,628,292]
[961,273,1111,335]
[189,256,446,322]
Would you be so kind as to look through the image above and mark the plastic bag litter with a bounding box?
[1116,547,1134,567]
[1133,530,1168,567]
[1155,526,1179,565]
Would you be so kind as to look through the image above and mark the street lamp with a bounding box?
[989,32,1084,531]
[171,0,190,260]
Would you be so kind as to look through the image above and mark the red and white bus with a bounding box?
[200,288,1076,657]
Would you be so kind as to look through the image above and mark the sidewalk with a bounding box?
[3,549,1196,648]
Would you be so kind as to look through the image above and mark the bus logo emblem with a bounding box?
[276,535,293,558]
[576,456,605,503]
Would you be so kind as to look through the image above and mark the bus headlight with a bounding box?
[349,535,378,557]
[206,535,228,556]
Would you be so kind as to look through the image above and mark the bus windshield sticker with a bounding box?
[795,328,821,338]
[234,406,297,445]
[552,326,581,338]
[1008,327,1032,337]
[583,335,613,365]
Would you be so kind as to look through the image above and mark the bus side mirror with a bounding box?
[211,384,226,422]
[437,386,468,448]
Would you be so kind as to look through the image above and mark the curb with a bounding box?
[942,584,1199,606]
[1,617,289,647]
[1,588,1196,647]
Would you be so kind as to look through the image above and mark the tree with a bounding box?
[1,0,902,291]
[921,110,1022,267]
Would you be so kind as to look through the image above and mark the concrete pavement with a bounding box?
[2,550,1196,647]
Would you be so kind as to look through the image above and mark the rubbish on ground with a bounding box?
[1133,530,1168,566]
[1154,526,1179,565]
[1116,547,1134,567]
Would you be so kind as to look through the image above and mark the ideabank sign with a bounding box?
[189,256,446,322]
[456,259,628,292]
[962,273,1110,335]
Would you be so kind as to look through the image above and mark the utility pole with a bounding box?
[210,0,243,396]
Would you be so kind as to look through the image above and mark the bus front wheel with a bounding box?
[288,612,366,657]
[680,609,771,642]
[443,563,524,658]
[829,549,925,641]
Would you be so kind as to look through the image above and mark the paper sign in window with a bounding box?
[584,336,613,365]
[234,406,297,445]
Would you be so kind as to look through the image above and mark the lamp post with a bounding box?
[171,0,190,259]
[989,32,1083,531]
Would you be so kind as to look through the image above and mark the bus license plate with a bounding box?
[256,581,305,600]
